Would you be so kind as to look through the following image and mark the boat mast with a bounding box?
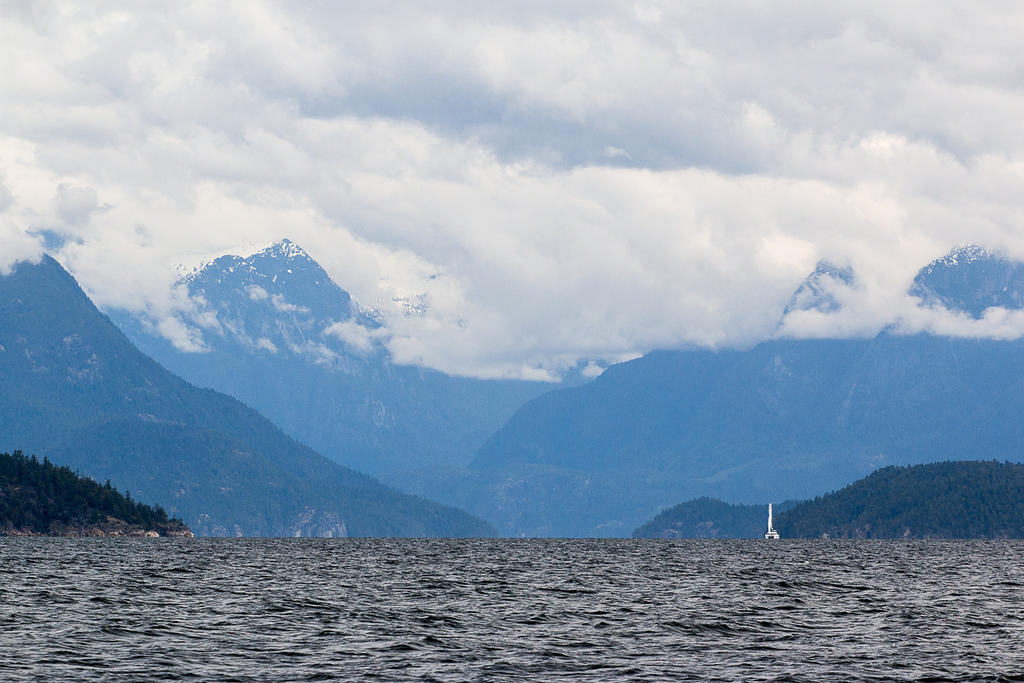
[765,502,779,539]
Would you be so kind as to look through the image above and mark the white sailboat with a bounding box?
[765,503,780,539]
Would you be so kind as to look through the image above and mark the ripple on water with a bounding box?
[1,538,1024,681]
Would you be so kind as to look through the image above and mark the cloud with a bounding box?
[288,341,339,366]
[900,305,1024,340]
[3,3,1024,378]
[153,313,207,353]
[270,293,309,314]
[322,319,385,354]
[254,337,277,353]
[55,183,100,225]
[780,295,1024,344]
[0,216,44,275]
[0,177,12,212]
[0,176,44,274]
[602,146,630,160]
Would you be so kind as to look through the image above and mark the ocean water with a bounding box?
[1,539,1023,681]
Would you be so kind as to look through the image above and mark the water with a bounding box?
[1,539,1023,681]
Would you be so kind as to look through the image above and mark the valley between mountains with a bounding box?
[5,241,1024,537]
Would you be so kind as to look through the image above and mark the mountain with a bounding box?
[909,244,1024,317]
[109,240,550,480]
[0,255,496,537]
[783,261,855,316]
[778,461,1024,538]
[632,461,1024,539]
[464,246,1024,536]
[0,450,192,537]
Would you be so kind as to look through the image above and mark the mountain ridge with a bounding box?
[458,245,1024,536]
[778,460,1024,539]
[909,243,1024,318]
[0,255,496,537]
[632,461,1024,539]
[107,240,552,480]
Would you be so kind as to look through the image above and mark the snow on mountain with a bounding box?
[179,239,385,367]
[108,239,552,480]
[909,244,1024,318]
[919,243,992,269]
[782,261,857,316]
[778,245,1024,338]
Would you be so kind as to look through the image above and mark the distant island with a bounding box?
[633,497,799,538]
[634,461,1024,539]
[0,451,193,537]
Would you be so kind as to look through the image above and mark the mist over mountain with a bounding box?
[182,239,367,354]
[454,246,1024,536]
[909,244,1024,318]
[782,261,856,316]
[0,255,495,537]
[60,240,1024,538]
[109,240,550,481]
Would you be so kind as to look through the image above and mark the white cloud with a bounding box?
[0,177,12,212]
[254,337,277,353]
[288,341,338,366]
[603,146,630,160]
[154,313,207,353]
[0,174,43,274]
[55,182,100,225]
[781,297,1024,344]
[322,319,385,354]
[0,216,43,275]
[270,293,309,314]
[518,365,559,383]
[3,3,1024,378]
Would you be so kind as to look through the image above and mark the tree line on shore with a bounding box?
[634,461,1024,539]
[0,450,187,535]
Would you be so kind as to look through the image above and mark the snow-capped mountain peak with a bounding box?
[173,239,384,364]
[181,240,317,286]
[909,244,1024,318]
[927,243,992,269]
[253,238,313,263]
[783,261,856,316]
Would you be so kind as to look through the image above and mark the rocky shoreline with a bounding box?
[0,515,194,538]
[1,450,195,539]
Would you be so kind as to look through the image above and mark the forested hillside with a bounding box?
[633,498,797,538]
[0,450,192,536]
[462,246,1024,537]
[779,461,1024,539]
[109,240,549,479]
[0,255,496,538]
[634,461,1024,539]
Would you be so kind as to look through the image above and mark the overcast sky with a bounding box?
[4,2,1024,379]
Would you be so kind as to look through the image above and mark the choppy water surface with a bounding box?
[2,539,1024,681]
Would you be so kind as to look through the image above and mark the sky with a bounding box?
[4,1,1024,380]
